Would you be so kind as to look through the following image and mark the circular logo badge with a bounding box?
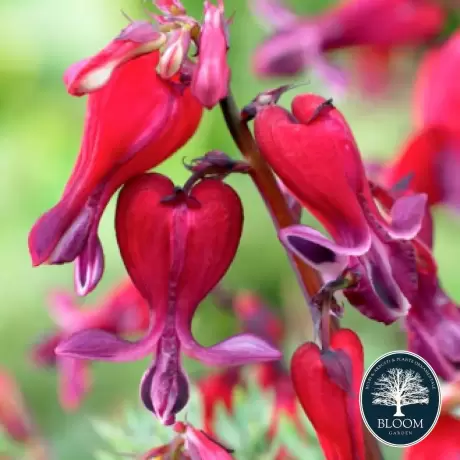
[360,351,441,448]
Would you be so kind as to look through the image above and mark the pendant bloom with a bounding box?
[291,329,365,460]
[252,0,444,91]
[56,173,281,425]
[31,280,148,409]
[253,92,431,324]
[28,21,203,296]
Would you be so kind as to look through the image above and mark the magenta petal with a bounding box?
[56,323,162,362]
[178,329,281,366]
[387,194,428,240]
[406,314,455,381]
[63,58,91,96]
[74,232,105,297]
[280,225,370,281]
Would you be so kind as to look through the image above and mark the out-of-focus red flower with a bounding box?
[197,368,240,435]
[291,329,365,460]
[31,279,149,410]
[28,21,203,296]
[0,370,50,459]
[372,32,460,210]
[141,421,234,459]
[252,0,444,93]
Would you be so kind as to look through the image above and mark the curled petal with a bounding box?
[65,22,166,96]
[74,232,104,297]
[386,194,427,240]
[158,28,192,79]
[280,225,369,282]
[55,320,164,362]
[178,325,281,366]
[344,260,409,325]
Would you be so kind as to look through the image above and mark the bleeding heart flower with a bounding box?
[28,21,203,296]
[190,0,231,109]
[290,329,365,460]
[56,173,281,425]
[252,0,444,92]
[31,280,148,410]
[253,91,431,324]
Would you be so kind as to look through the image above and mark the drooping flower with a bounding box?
[31,280,148,410]
[28,21,203,296]
[253,91,432,324]
[373,32,460,210]
[191,0,231,108]
[56,173,281,425]
[290,329,365,460]
[252,0,444,92]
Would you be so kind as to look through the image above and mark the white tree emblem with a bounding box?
[371,368,429,417]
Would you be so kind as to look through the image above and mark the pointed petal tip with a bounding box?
[181,330,282,366]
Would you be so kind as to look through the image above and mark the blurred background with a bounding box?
[2,0,460,458]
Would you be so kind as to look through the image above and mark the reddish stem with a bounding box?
[220,92,322,299]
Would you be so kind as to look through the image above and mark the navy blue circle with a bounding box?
[360,351,440,447]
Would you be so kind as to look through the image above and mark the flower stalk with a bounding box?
[220,91,322,299]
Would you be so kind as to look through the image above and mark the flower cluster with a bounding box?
[21,0,460,458]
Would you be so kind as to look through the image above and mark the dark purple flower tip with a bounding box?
[29,204,95,267]
[140,363,189,426]
[321,349,353,394]
[74,232,105,297]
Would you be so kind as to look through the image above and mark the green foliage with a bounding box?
[92,381,325,460]
[0,431,24,459]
